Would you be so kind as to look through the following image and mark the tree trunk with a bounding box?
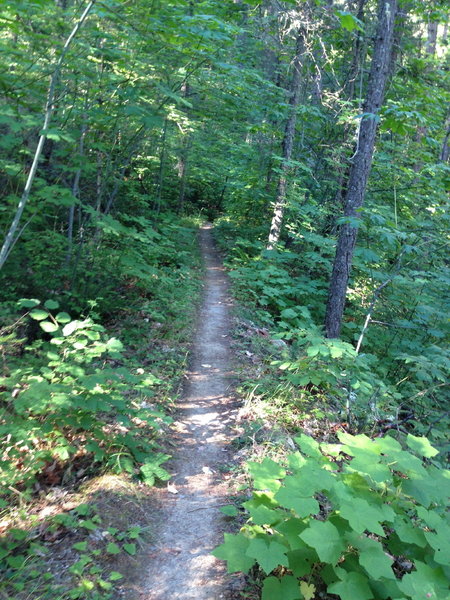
[155,119,168,214]
[267,30,305,250]
[425,19,438,55]
[177,76,193,214]
[66,104,89,265]
[0,0,96,271]
[324,0,399,339]
[440,125,450,162]
[345,0,367,99]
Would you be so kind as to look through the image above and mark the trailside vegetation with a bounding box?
[0,0,448,598]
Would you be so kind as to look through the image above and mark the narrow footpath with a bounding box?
[142,224,238,600]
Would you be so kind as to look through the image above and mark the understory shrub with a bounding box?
[214,432,449,600]
[0,299,171,499]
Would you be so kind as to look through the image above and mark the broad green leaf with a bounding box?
[212,533,255,573]
[80,520,98,531]
[247,458,285,491]
[338,433,382,456]
[275,482,319,518]
[44,299,59,310]
[18,298,40,308]
[123,543,136,555]
[406,434,439,458]
[328,572,373,600]
[295,434,322,458]
[106,337,124,353]
[40,320,59,333]
[109,572,123,581]
[299,520,346,564]
[98,579,112,591]
[424,529,450,565]
[73,542,88,552]
[280,308,298,319]
[336,10,363,32]
[245,538,288,574]
[329,345,343,358]
[54,444,73,460]
[55,312,71,323]
[277,518,309,551]
[6,554,27,569]
[247,503,280,525]
[398,561,448,600]
[288,452,307,471]
[339,498,385,536]
[416,506,444,531]
[359,544,395,580]
[106,542,121,555]
[287,546,318,577]
[262,575,301,600]
[345,453,392,485]
[219,505,238,517]
[395,518,427,548]
[62,321,79,336]
[29,309,49,321]
[140,454,171,485]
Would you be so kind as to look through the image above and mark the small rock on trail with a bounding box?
[142,224,239,600]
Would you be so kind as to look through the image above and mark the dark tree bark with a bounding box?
[324,0,399,338]
[344,0,368,99]
[440,125,450,163]
[267,30,305,249]
[155,119,168,214]
[425,19,438,55]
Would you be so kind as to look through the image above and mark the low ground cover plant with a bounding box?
[214,432,449,600]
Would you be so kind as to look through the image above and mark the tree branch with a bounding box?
[0,0,96,270]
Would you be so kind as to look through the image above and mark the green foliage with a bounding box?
[0,302,171,496]
[214,433,450,600]
[215,211,449,449]
[0,503,144,599]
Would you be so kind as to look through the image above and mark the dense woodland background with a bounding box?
[0,0,449,598]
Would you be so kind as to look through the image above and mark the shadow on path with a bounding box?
[142,223,238,600]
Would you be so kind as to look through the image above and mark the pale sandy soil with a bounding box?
[140,224,240,600]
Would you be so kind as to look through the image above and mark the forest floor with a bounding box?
[135,224,242,600]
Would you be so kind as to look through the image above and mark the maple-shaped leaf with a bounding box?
[295,433,322,458]
[287,451,307,471]
[212,533,255,573]
[245,538,288,574]
[328,571,373,600]
[262,575,301,600]
[339,497,385,536]
[275,480,319,518]
[287,546,318,578]
[406,434,439,458]
[247,458,285,492]
[299,520,346,564]
[300,581,316,600]
[424,529,450,566]
[277,518,308,551]
[359,544,395,580]
[394,517,427,548]
[345,453,392,485]
[247,503,281,526]
[398,560,448,600]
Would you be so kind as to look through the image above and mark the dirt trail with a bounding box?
[142,224,238,600]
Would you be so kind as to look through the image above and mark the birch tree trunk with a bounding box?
[267,30,305,250]
[155,119,168,214]
[324,0,399,338]
[0,0,96,271]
